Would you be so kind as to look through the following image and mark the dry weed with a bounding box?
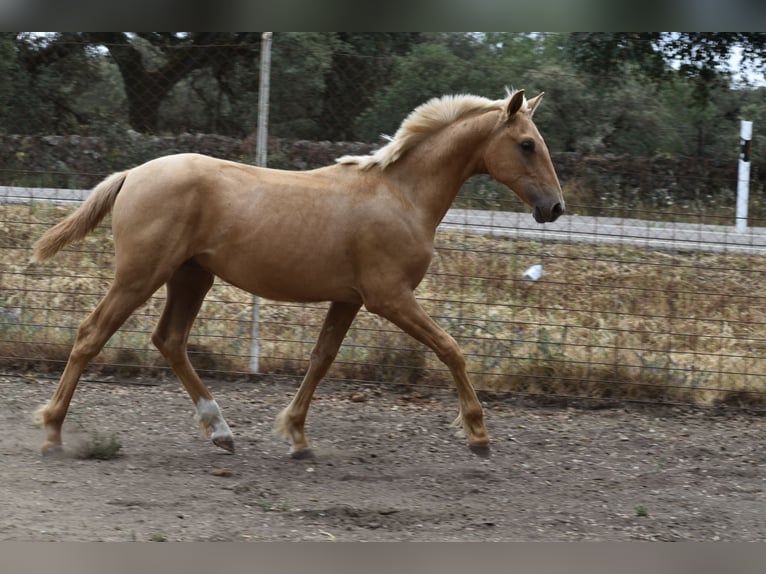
[3,203,766,406]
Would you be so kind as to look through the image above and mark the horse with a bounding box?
[32,88,563,459]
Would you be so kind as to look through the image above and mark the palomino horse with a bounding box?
[32,89,563,458]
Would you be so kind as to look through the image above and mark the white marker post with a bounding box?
[250,32,272,374]
[735,120,753,233]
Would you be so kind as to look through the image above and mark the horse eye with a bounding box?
[520,140,535,153]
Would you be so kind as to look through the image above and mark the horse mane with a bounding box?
[336,90,528,170]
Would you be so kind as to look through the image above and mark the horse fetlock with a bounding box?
[466,424,489,445]
[35,404,67,453]
[196,398,232,442]
[456,405,487,441]
[274,408,309,447]
[33,403,50,427]
[273,408,291,439]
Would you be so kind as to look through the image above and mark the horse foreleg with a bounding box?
[151,263,235,453]
[275,301,361,458]
[35,279,160,454]
[366,291,490,456]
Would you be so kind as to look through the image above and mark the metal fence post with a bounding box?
[736,119,753,233]
[250,31,272,374]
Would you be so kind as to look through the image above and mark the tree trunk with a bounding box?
[86,32,212,133]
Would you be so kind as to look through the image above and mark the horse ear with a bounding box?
[527,92,545,117]
[506,89,525,119]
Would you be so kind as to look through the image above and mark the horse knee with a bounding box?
[70,323,106,361]
[309,346,337,368]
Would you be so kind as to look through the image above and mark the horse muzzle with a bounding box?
[533,201,564,223]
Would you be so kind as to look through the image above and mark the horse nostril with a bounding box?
[551,202,563,219]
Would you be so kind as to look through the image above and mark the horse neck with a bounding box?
[391,110,497,228]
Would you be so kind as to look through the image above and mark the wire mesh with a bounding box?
[3,184,766,409]
[1,33,765,410]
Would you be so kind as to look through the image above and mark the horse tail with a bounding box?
[32,170,128,262]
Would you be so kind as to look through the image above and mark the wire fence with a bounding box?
[4,181,766,409]
[2,34,766,410]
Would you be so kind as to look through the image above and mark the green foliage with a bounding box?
[355,42,474,139]
[148,533,168,542]
[76,431,123,460]
[354,33,552,140]
[0,33,16,116]
[316,33,424,140]
[1,31,764,220]
[0,32,764,184]
[1,33,102,134]
[566,32,766,116]
[267,33,339,138]
[257,497,290,512]
[564,33,667,81]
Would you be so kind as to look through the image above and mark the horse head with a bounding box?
[483,89,564,223]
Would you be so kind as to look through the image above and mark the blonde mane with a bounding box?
[336,90,528,170]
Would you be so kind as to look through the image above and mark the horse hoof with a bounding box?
[468,443,491,458]
[212,435,235,454]
[290,447,315,460]
[41,442,64,457]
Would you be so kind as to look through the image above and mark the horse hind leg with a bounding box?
[151,261,234,453]
[36,275,165,454]
[275,301,361,458]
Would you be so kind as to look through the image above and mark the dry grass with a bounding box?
[3,202,766,407]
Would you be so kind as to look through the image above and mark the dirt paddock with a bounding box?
[1,371,764,541]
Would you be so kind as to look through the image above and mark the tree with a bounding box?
[316,33,424,140]
[4,33,102,134]
[563,33,766,156]
[8,33,265,134]
[0,34,16,124]
[564,33,667,80]
[82,33,261,133]
[354,33,549,140]
[566,33,766,97]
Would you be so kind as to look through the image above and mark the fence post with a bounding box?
[250,32,272,374]
[735,119,753,233]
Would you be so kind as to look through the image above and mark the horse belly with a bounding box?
[195,246,360,304]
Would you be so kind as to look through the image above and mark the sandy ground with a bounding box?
[1,371,764,541]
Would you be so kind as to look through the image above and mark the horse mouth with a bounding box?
[533,202,564,223]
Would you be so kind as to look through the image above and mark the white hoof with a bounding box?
[196,399,233,445]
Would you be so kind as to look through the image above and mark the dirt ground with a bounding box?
[1,371,764,542]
